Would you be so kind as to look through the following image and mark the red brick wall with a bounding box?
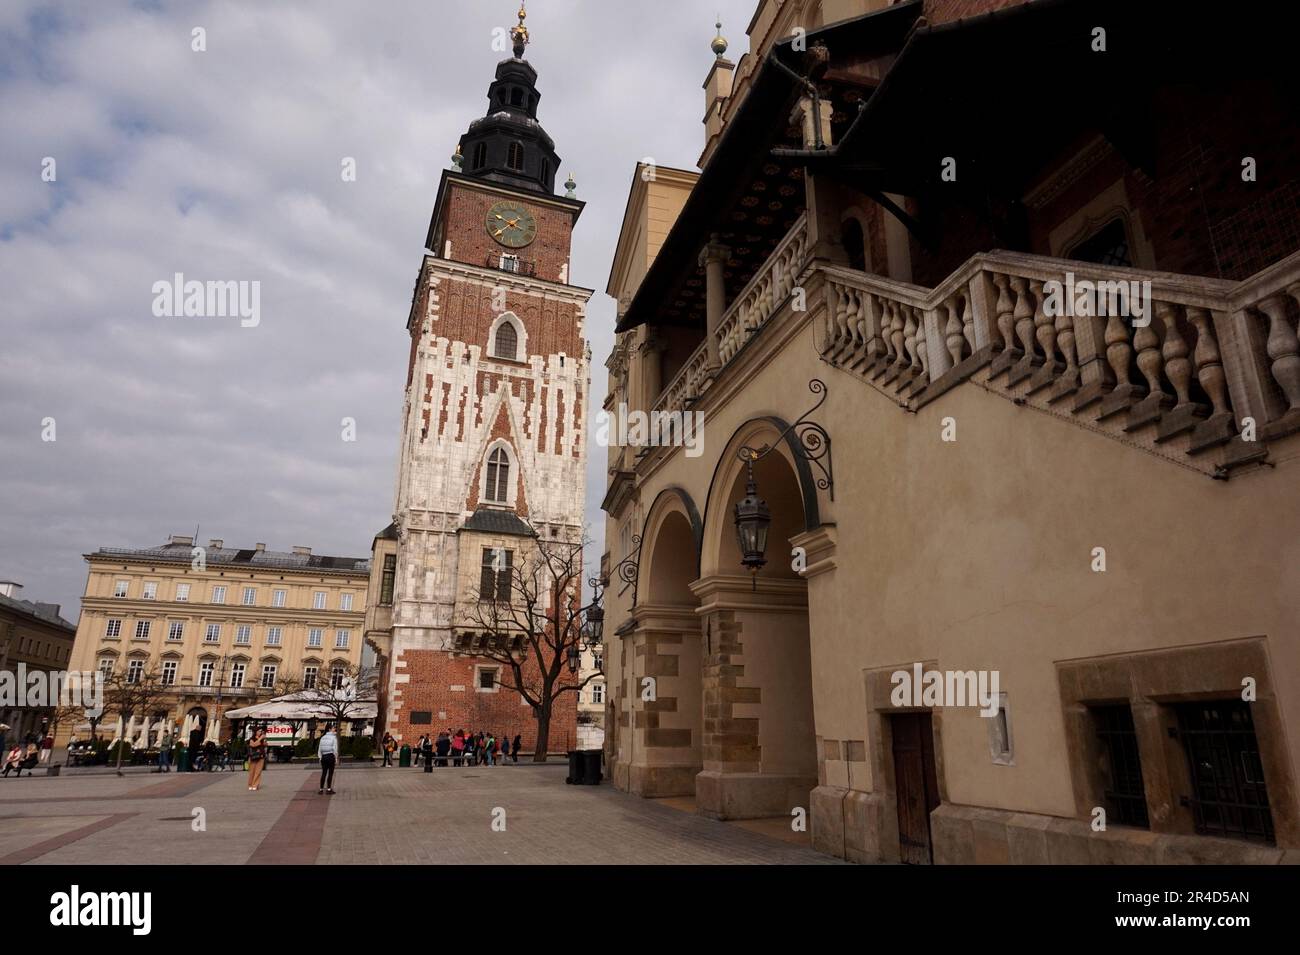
[389,648,579,754]
[442,182,576,284]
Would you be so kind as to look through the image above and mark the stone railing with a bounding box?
[821,249,1300,474]
[716,214,810,364]
[654,336,713,415]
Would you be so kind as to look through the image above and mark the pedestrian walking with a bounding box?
[38,733,53,764]
[435,731,450,767]
[318,724,338,794]
[247,726,268,791]
[421,734,434,773]
[451,730,465,767]
[512,734,521,763]
[157,729,173,773]
[382,732,396,767]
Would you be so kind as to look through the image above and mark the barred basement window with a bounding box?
[1175,701,1274,843]
[1092,704,1149,828]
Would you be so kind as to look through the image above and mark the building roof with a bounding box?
[86,541,370,575]
[459,509,537,538]
[0,591,76,633]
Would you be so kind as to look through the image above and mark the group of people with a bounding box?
[1,737,41,777]
[382,730,522,767]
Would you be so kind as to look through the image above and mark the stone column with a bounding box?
[640,331,665,409]
[699,236,730,371]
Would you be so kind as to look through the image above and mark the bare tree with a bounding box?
[279,662,376,733]
[102,660,171,775]
[462,532,603,762]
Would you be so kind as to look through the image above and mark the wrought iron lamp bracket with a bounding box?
[735,378,834,500]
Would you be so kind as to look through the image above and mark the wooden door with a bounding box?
[890,712,940,864]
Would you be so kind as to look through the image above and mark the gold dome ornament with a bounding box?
[564,172,577,199]
[511,3,530,58]
[711,18,728,58]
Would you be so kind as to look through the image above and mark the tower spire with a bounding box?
[511,3,530,59]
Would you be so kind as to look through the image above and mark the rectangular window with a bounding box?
[105,619,122,638]
[260,664,277,689]
[272,589,286,608]
[97,658,114,679]
[335,629,350,649]
[340,593,353,611]
[199,661,214,687]
[1176,701,1274,843]
[592,682,604,704]
[331,665,345,690]
[229,662,245,689]
[126,659,144,683]
[212,585,227,604]
[205,624,221,643]
[313,591,326,610]
[235,625,252,645]
[162,660,178,685]
[242,587,256,606]
[266,627,282,646]
[308,628,323,648]
[303,666,318,689]
[175,582,191,602]
[594,653,603,671]
[114,580,129,598]
[380,555,396,605]
[167,621,184,641]
[133,620,151,641]
[1092,704,1149,829]
[479,547,513,602]
[142,581,158,600]
[477,667,498,691]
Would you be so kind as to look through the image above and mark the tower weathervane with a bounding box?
[511,3,529,59]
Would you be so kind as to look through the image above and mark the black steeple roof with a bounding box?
[456,6,560,195]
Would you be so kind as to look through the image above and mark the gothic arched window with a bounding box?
[485,448,510,504]
[493,320,518,360]
[507,142,524,171]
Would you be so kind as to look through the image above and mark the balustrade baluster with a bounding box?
[1260,292,1300,421]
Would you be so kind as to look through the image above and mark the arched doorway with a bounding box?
[617,488,705,797]
[693,420,819,819]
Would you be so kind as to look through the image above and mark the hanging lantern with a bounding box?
[733,455,771,576]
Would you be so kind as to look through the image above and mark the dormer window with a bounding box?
[510,88,524,107]
[507,142,524,171]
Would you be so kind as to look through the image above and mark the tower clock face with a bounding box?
[486,201,537,248]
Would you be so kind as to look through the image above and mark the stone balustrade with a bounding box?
[715,214,810,365]
[821,249,1300,474]
[653,335,714,417]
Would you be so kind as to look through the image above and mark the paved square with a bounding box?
[0,763,840,865]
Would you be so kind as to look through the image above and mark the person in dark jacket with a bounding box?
[435,732,450,767]
[421,734,434,773]
[511,734,522,763]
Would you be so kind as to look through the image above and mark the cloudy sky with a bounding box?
[0,0,760,621]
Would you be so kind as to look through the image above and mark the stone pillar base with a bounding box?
[695,770,817,820]
[629,763,701,798]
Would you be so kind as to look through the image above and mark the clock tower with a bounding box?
[369,5,591,751]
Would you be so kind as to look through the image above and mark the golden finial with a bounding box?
[712,16,728,58]
[511,3,530,58]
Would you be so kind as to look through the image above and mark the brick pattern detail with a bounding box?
[634,632,690,748]
[701,611,761,771]
[387,648,577,752]
[441,183,577,285]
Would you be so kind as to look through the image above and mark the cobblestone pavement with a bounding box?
[0,762,840,865]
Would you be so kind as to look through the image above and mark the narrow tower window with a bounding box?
[507,142,524,171]
[472,142,487,170]
[485,447,510,503]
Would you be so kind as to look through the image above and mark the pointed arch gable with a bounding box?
[466,392,531,516]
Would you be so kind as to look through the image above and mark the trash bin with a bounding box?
[565,749,580,784]
[399,744,411,768]
[177,746,190,773]
[579,749,603,785]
